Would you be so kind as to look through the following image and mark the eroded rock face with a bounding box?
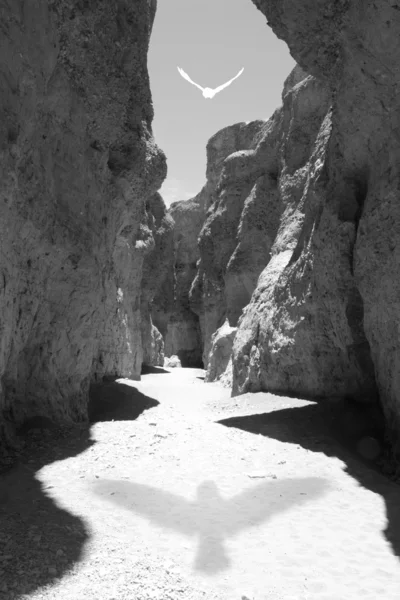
[232,0,400,454]
[189,74,333,375]
[0,0,166,449]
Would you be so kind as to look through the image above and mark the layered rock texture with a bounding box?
[232,0,400,454]
[0,0,166,450]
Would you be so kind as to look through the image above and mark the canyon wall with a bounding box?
[0,0,166,450]
[152,124,256,369]
[231,0,400,455]
[171,1,400,457]
[3,0,399,462]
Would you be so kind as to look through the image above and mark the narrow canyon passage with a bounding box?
[1,369,400,600]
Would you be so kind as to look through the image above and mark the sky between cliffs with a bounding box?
[148,0,295,206]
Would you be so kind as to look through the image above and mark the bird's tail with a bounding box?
[194,535,230,573]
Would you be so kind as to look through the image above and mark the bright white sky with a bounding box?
[148,0,295,206]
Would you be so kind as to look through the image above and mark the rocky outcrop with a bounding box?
[0,0,166,450]
[231,0,400,457]
[153,188,208,367]
[205,319,237,385]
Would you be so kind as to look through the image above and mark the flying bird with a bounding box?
[177,66,244,99]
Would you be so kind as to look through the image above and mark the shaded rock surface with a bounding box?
[141,192,174,367]
[231,0,400,456]
[153,186,209,368]
[0,0,166,451]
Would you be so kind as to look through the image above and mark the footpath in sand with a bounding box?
[1,367,400,600]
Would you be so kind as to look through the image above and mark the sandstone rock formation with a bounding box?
[231,0,400,457]
[0,0,166,451]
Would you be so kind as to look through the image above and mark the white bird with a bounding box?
[177,66,244,99]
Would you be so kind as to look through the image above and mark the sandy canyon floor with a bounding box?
[1,367,400,600]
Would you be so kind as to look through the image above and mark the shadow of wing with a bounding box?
[92,479,196,536]
[226,476,329,535]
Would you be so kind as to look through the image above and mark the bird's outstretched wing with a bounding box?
[212,67,244,95]
[225,476,329,535]
[92,479,197,536]
[177,67,205,92]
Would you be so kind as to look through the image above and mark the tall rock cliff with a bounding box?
[232,0,400,457]
[0,0,166,450]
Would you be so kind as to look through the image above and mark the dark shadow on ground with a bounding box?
[217,397,400,560]
[88,380,159,422]
[92,476,329,573]
[141,365,170,375]
[196,376,205,381]
[177,350,204,369]
[0,424,93,598]
[0,381,160,598]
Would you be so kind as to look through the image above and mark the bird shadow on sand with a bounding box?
[92,475,329,574]
[0,380,160,598]
[217,396,400,561]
